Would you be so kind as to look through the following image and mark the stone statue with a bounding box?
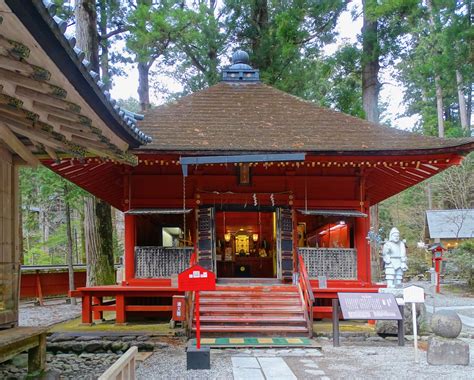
[382,227,408,288]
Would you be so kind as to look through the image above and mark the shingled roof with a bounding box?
[138,81,473,155]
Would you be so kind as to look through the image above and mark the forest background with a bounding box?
[20,0,473,286]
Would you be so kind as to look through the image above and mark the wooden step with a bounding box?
[193,325,309,333]
[200,291,298,297]
[199,306,304,314]
[196,316,306,323]
[210,286,298,292]
[200,298,301,305]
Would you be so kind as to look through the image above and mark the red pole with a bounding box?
[35,270,44,306]
[435,259,441,294]
[196,291,200,349]
[124,214,136,283]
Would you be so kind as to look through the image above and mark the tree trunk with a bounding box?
[362,0,380,124]
[250,0,269,68]
[138,62,151,111]
[64,184,76,305]
[362,0,381,283]
[98,0,111,89]
[84,197,115,286]
[456,70,468,133]
[76,0,115,286]
[426,0,445,138]
[426,181,433,209]
[435,74,445,137]
[75,0,100,73]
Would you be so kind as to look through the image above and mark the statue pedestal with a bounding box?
[378,287,404,300]
[427,337,469,365]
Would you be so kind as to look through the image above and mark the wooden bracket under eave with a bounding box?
[0,121,39,167]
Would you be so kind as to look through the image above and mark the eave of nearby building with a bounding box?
[5,0,151,148]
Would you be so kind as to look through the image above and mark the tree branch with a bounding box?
[100,25,129,41]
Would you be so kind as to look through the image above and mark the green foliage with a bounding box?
[224,0,346,90]
[20,166,86,265]
[396,0,472,136]
[117,97,142,113]
[446,240,474,288]
[406,247,431,278]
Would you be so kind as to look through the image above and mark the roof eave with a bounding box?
[6,0,144,148]
[132,142,474,157]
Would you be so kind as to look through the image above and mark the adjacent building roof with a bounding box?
[426,209,474,239]
[1,0,150,166]
[138,82,473,155]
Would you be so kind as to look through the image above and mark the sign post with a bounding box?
[178,265,216,370]
[195,291,200,349]
[403,285,425,363]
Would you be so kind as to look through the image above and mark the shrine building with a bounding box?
[52,51,473,335]
[1,1,473,337]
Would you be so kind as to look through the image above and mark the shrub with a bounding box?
[445,240,474,289]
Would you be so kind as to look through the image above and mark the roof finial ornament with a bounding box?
[222,49,259,83]
[232,50,249,65]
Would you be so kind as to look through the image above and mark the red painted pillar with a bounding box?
[35,270,44,306]
[124,214,136,282]
[82,294,92,324]
[116,294,126,325]
[92,296,103,321]
[355,212,371,284]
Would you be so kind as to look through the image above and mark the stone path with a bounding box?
[231,348,330,380]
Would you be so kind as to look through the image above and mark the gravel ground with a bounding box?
[414,281,473,308]
[19,299,81,327]
[317,339,474,380]
[136,345,233,380]
[136,339,474,380]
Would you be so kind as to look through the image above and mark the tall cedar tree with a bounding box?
[75,0,115,286]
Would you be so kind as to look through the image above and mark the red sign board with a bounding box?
[178,265,216,291]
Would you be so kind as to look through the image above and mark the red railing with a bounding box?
[298,254,315,337]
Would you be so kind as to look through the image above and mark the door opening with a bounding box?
[215,211,276,278]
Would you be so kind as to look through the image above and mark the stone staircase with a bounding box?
[192,285,310,337]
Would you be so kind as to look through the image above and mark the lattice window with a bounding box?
[299,248,357,279]
[135,247,193,278]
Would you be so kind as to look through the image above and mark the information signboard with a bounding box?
[338,292,402,320]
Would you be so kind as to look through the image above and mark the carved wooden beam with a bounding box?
[0,35,30,59]
[0,121,39,167]
[0,67,66,98]
[0,54,50,81]
[15,85,79,113]
[43,145,59,162]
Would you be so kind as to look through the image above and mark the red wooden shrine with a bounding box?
[45,52,473,327]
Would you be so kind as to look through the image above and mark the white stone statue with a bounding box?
[382,227,408,288]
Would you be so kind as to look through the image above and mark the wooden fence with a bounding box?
[98,346,137,380]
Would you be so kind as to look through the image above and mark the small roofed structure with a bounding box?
[426,209,474,249]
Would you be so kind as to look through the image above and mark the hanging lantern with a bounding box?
[224,232,231,242]
[252,233,259,242]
